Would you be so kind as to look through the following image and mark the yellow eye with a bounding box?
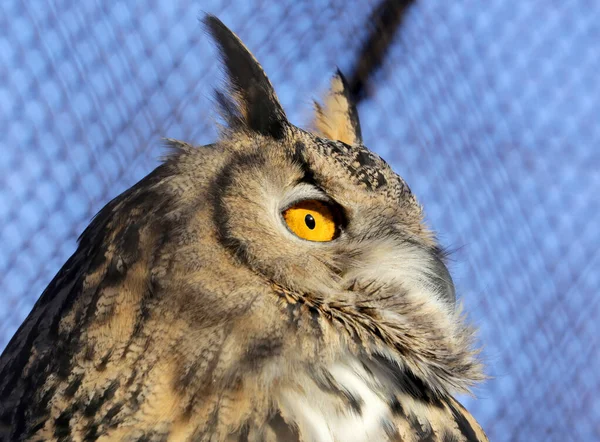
[282,200,339,242]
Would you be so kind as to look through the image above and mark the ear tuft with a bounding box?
[312,69,362,145]
[203,15,288,139]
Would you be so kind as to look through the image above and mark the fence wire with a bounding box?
[1,1,599,440]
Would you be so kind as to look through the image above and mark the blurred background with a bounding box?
[1,0,598,440]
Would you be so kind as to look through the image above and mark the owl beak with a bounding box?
[429,255,456,305]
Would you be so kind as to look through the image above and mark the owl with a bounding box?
[0,15,488,442]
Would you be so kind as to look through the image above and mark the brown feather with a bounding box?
[0,15,487,441]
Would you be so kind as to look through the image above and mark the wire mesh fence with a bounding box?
[1,0,599,440]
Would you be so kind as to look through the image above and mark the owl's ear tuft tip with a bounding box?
[333,67,348,84]
[202,14,288,139]
[310,69,362,145]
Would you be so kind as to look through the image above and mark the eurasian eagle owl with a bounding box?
[0,15,488,442]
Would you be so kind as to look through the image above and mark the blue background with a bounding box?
[1,1,598,440]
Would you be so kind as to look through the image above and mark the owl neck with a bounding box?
[273,283,484,399]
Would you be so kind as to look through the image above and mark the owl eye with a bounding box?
[282,200,339,242]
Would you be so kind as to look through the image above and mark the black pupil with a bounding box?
[305,214,316,230]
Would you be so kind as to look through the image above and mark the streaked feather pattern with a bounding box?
[0,15,488,441]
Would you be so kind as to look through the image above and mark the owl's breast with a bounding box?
[276,358,394,442]
[273,355,488,442]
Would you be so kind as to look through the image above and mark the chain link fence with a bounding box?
[1,0,599,440]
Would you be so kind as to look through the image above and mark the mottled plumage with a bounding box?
[0,15,488,441]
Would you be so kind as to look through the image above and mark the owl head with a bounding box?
[64,14,483,395]
[117,15,481,395]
